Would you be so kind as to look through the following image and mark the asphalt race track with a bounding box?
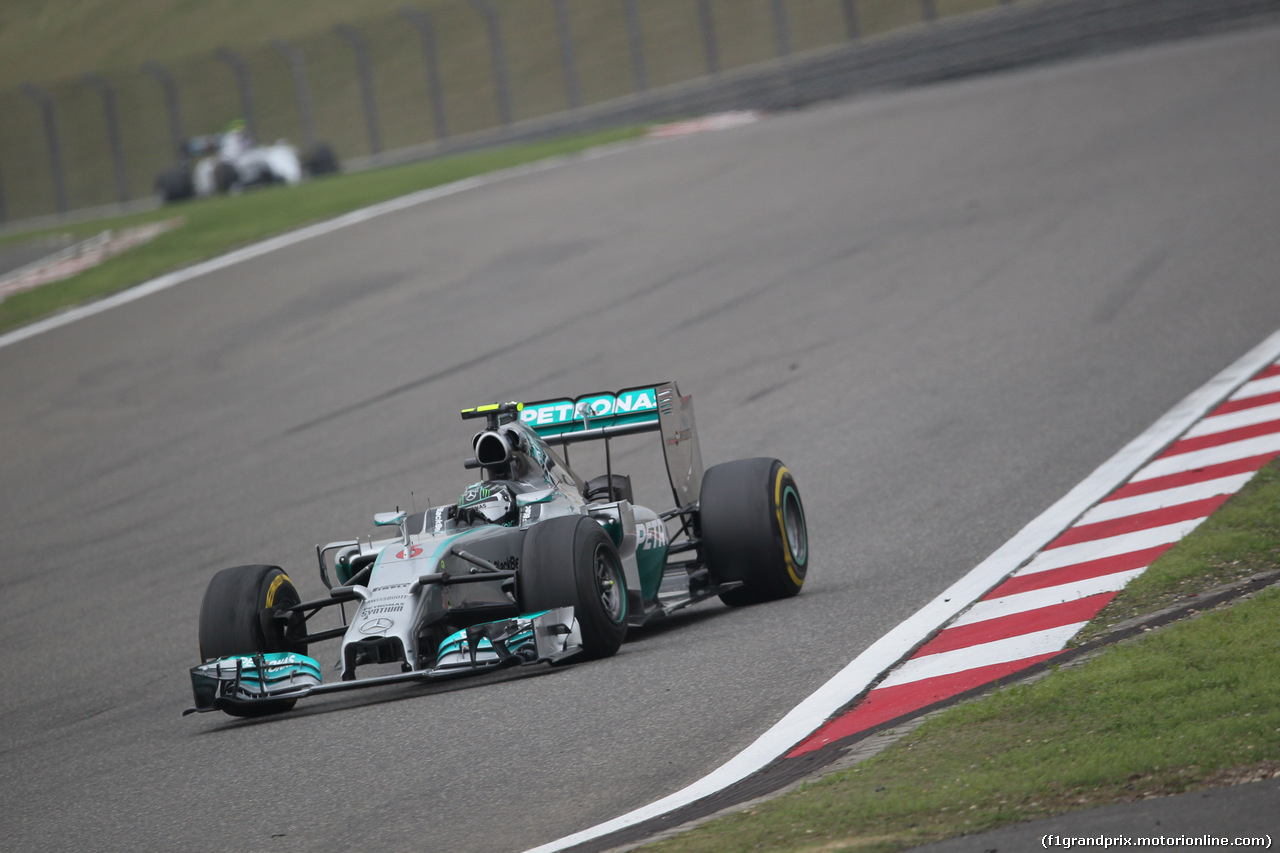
[2,24,1279,853]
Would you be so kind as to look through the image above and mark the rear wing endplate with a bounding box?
[520,381,703,507]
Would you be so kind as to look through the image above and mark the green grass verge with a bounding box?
[0,126,644,335]
[642,458,1280,852]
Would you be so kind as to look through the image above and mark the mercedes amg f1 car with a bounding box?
[186,381,808,717]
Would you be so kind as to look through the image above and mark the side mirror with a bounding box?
[374,509,410,546]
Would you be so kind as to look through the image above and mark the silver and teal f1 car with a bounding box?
[186,381,808,717]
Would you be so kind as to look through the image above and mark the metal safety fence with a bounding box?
[0,0,1012,225]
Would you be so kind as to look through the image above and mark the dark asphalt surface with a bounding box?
[2,24,1279,853]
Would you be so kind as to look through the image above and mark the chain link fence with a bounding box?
[5,0,1276,227]
[0,0,1007,225]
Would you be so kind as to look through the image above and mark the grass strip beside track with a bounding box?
[0,126,644,336]
[643,460,1280,852]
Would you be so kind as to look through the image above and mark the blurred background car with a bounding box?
[155,121,337,202]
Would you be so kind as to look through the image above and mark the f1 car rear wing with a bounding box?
[520,381,703,508]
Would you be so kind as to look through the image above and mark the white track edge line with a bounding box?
[523,327,1280,853]
[0,143,647,352]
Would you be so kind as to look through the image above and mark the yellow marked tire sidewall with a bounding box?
[774,466,805,588]
[265,571,290,608]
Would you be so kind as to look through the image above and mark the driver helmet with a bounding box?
[221,119,251,157]
[457,483,517,527]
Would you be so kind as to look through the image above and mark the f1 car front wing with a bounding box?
[184,608,580,715]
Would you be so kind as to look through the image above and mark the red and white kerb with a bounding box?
[789,360,1280,756]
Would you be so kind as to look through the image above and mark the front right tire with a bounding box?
[520,515,627,659]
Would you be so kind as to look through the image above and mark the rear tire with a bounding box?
[198,564,306,716]
[303,142,339,176]
[584,474,633,504]
[700,458,808,606]
[520,516,627,659]
[155,167,194,203]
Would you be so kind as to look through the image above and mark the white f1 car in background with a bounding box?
[156,125,338,203]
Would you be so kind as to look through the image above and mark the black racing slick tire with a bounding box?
[198,565,306,716]
[155,167,194,203]
[584,474,633,504]
[520,516,627,659]
[700,458,808,606]
[302,142,339,176]
[213,160,238,194]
